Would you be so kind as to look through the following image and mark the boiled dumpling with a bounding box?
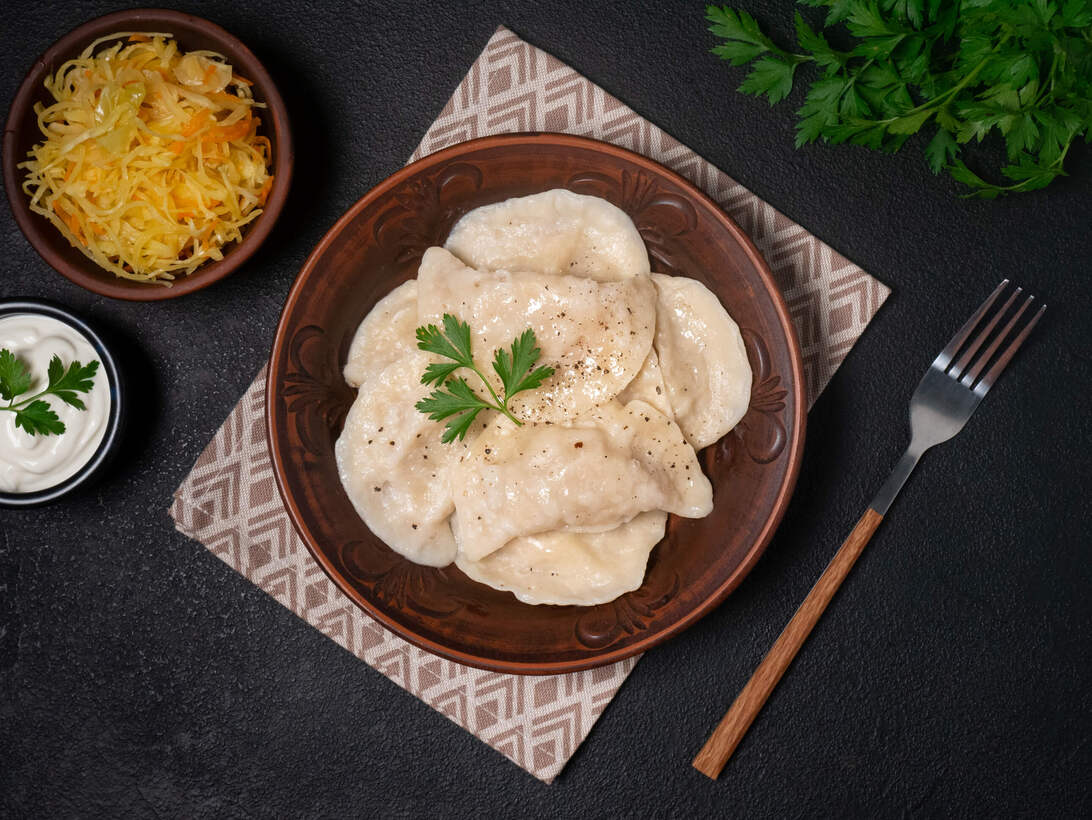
[445,189,650,282]
[450,400,712,562]
[456,512,668,606]
[335,349,481,566]
[651,273,751,450]
[343,280,419,390]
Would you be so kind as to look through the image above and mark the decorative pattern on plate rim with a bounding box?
[338,540,465,618]
[574,572,681,649]
[373,162,484,268]
[281,325,350,459]
[735,328,789,464]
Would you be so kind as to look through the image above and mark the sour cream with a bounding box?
[0,314,110,494]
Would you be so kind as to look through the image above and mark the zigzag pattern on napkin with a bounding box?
[171,25,888,784]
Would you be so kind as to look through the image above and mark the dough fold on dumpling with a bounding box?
[335,350,480,567]
[417,247,656,423]
[450,399,712,562]
[456,511,668,606]
[445,189,650,282]
[617,348,673,419]
[651,273,752,450]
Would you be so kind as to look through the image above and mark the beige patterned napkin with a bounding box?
[170,26,889,783]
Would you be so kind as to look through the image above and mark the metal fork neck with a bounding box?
[870,447,924,516]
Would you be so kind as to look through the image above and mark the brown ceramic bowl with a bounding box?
[2,8,292,300]
[267,133,805,674]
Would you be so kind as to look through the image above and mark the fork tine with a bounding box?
[973,303,1046,396]
[950,286,1023,378]
[934,279,1010,370]
[960,294,1033,386]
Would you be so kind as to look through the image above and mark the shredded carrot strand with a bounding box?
[53,201,84,243]
[204,114,251,143]
[180,109,211,137]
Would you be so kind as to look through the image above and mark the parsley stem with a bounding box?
[1034,51,1059,107]
[494,403,522,427]
[467,362,523,427]
[4,388,53,410]
[856,34,1014,130]
[965,136,1073,196]
[901,34,1011,118]
[838,58,873,102]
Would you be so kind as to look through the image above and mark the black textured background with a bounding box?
[2,2,1090,817]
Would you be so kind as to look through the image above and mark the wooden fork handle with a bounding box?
[692,507,884,779]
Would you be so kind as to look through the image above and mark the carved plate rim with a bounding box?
[266,133,806,675]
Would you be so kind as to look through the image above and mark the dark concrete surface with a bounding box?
[2,2,1090,817]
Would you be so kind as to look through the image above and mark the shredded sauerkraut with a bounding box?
[19,32,274,285]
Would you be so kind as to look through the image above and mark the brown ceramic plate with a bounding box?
[267,133,805,674]
[2,8,292,300]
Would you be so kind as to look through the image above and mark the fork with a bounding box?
[692,280,1045,780]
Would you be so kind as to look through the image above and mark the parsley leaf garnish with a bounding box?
[492,329,554,397]
[707,6,809,103]
[414,315,555,443]
[46,355,99,411]
[707,1,1092,197]
[0,349,33,401]
[0,348,100,436]
[416,377,488,444]
[14,400,65,437]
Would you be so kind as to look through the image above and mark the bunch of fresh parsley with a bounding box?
[0,349,100,436]
[414,315,555,442]
[707,0,1092,196]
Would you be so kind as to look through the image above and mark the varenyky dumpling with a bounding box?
[416,247,656,424]
[445,188,650,282]
[651,273,752,450]
[343,279,419,390]
[336,349,480,567]
[450,400,712,562]
[456,511,668,606]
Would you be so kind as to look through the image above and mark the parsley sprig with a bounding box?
[414,315,554,443]
[707,1,1092,197]
[0,348,100,436]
